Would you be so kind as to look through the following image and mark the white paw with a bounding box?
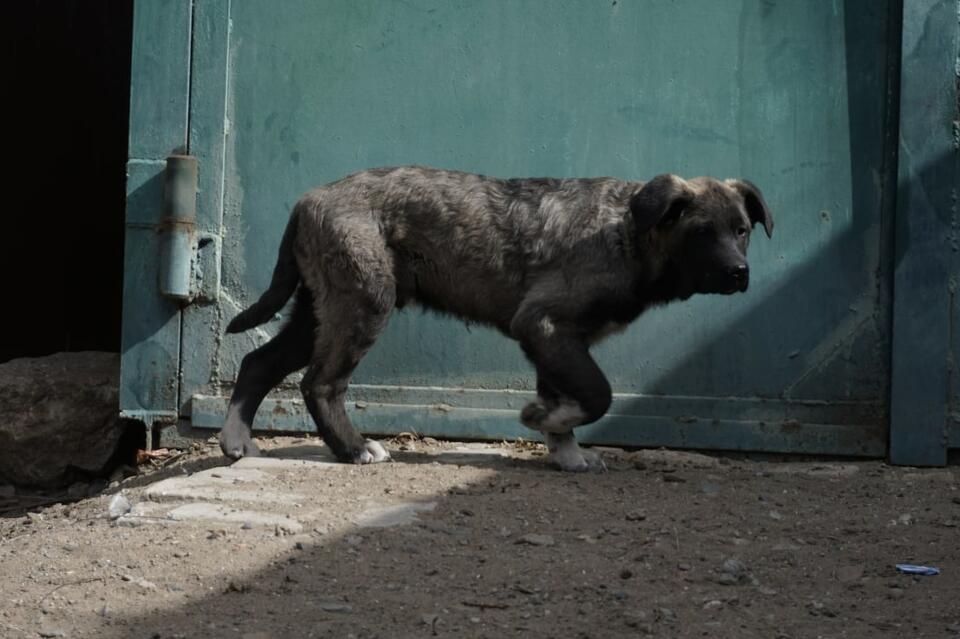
[545,433,606,473]
[357,439,391,464]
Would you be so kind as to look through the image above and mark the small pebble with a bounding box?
[517,534,555,546]
[107,494,131,519]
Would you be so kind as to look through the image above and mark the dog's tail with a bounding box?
[226,208,301,334]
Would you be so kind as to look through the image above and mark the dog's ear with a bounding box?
[726,179,773,238]
[629,174,694,234]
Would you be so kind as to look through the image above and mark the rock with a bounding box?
[109,465,136,483]
[623,610,648,627]
[723,558,747,577]
[807,601,837,617]
[0,352,122,487]
[38,630,67,638]
[122,574,157,590]
[625,510,647,521]
[108,494,132,519]
[317,601,352,613]
[837,565,864,583]
[719,558,753,585]
[516,534,555,546]
[66,482,88,499]
[87,479,107,497]
[703,600,723,611]
[656,607,677,622]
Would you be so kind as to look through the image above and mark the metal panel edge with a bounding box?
[191,394,885,457]
[888,0,959,466]
[181,0,233,416]
[121,0,194,420]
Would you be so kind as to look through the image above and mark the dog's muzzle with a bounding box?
[727,264,749,292]
[707,264,749,294]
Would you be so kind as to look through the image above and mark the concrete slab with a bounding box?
[432,444,511,465]
[165,502,304,533]
[354,501,438,528]
[232,456,343,471]
[143,476,307,504]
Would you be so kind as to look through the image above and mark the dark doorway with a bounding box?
[7,1,134,362]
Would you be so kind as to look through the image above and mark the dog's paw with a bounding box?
[219,429,262,461]
[545,434,606,473]
[356,439,391,464]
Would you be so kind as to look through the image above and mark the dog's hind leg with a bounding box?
[219,288,316,460]
[299,261,396,464]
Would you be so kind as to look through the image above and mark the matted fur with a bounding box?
[220,166,773,470]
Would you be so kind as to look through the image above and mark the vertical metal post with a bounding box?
[159,154,198,301]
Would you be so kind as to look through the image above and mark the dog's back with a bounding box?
[295,166,637,330]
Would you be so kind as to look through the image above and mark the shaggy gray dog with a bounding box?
[220,166,773,471]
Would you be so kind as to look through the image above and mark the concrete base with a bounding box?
[113,445,494,532]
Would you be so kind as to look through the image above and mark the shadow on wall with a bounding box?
[588,0,902,452]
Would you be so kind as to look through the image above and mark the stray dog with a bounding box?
[220,166,773,471]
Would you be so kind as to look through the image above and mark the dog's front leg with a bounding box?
[543,431,606,472]
[514,317,612,472]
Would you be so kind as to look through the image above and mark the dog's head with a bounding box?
[629,174,773,297]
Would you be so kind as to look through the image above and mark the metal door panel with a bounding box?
[120,0,193,437]
[131,0,905,455]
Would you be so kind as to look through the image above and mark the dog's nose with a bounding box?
[728,264,749,280]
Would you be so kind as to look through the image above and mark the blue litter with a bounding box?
[895,564,940,576]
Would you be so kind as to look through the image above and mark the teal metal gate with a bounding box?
[121,0,959,464]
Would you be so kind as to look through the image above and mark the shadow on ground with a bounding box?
[47,441,956,639]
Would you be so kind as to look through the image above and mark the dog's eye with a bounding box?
[694,226,713,237]
[736,226,748,237]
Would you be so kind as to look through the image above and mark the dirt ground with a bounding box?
[1,434,958,639]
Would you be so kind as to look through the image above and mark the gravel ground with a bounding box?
[1,435,958,638]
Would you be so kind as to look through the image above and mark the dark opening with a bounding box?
[6,0,134,362]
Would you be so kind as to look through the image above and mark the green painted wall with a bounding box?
[126,0,943,457]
